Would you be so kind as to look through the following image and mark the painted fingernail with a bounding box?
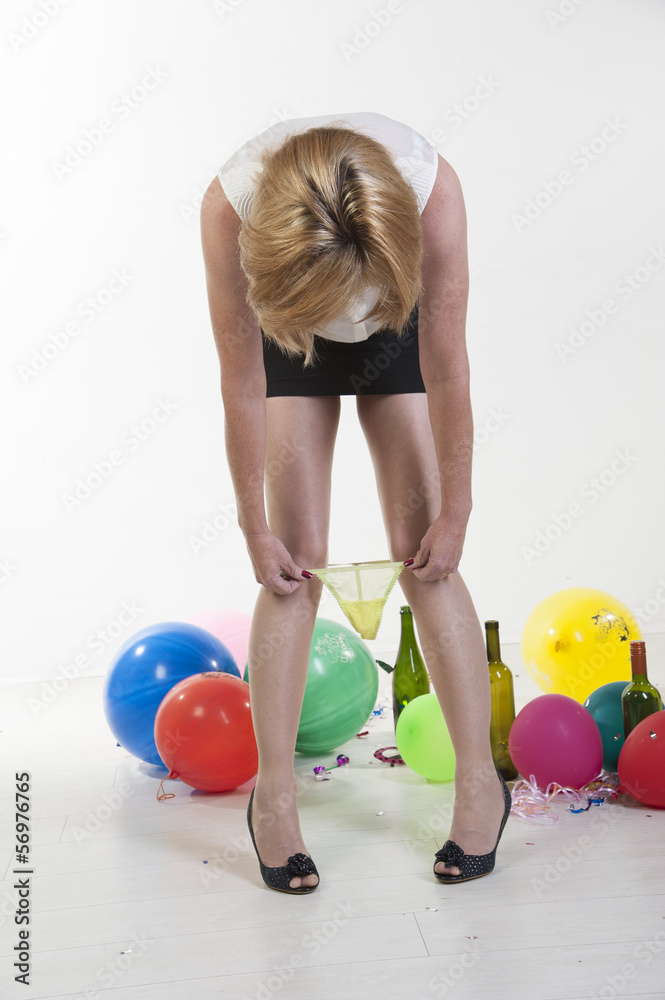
[403,559,414,566]
[302,571,313,579]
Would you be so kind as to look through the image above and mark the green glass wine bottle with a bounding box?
[392,606,430,726]
[486,620,518,781]
[621,640,662,738]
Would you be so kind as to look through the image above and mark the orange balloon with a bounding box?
[154,672,258,792]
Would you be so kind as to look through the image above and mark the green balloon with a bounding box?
[243,618,378,755]
[297,618,378,755]
[396,693,456,782]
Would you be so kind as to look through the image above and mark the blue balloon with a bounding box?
[103,621,240,766]
[584,680,627,771]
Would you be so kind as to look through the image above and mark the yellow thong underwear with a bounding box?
[310,560,405,640]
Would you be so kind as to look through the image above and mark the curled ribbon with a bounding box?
[510,770,619,825]
[156,770,178,802]
[569,798,605,814]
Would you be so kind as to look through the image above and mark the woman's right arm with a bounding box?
[200,177,307,595]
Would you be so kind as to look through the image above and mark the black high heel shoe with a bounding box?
[433,771,512,884]
[247,788,320,894]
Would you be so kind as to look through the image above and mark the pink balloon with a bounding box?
[186,608,252,673]
[509,693,603,789]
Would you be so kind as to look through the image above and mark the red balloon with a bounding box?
[508,693,603,788]
[154,672,258,792]
[618,709,665,808]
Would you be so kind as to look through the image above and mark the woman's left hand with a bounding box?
[404,514,469,582]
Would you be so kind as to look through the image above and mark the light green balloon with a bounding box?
[396,693,456,782]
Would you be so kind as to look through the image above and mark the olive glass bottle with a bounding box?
[392,606,430,726]
[486,620,518,781]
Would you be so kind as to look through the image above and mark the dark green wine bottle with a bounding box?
[392,606,430,726]
[622,640,662,738]
[486,620,518,781]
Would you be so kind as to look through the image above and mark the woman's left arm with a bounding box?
[408,154,473,582]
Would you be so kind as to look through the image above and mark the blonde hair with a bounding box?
[237,123,423,366]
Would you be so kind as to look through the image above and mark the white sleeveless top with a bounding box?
[217,111,439,343]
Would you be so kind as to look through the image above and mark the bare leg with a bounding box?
[247,394,340,888]
[397,571,506,875]
[356,393,506,877]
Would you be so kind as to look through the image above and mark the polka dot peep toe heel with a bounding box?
[433,771,512,884]
[247,788,320,894]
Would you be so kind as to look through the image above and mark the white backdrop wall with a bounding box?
[2,0,664,685]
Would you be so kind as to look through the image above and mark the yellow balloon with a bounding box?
[521,588,641,704]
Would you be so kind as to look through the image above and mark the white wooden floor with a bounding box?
[1,638,664,1000]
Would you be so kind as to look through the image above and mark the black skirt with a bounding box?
[261,306,426,397]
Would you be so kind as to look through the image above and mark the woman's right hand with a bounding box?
[245,530,311,595]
